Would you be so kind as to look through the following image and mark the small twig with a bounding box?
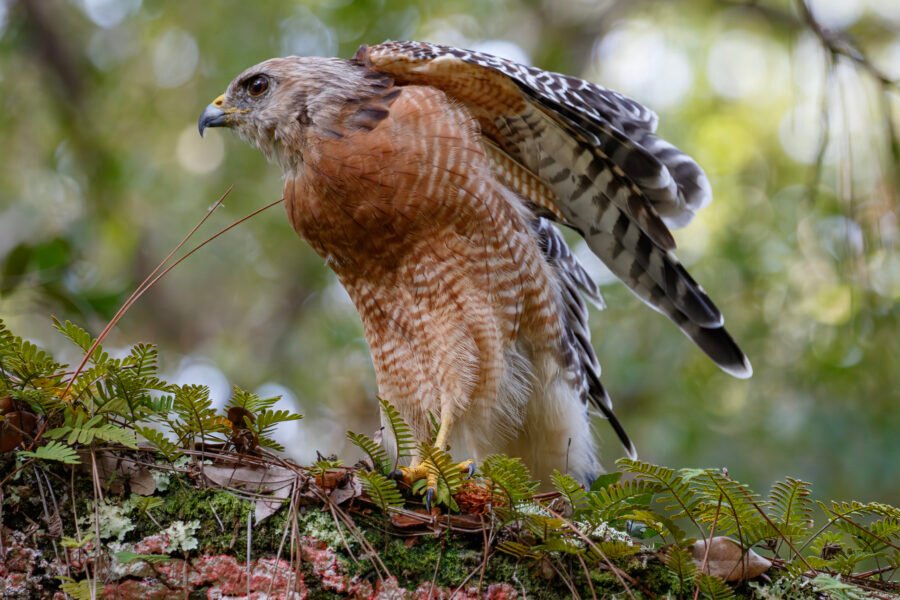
[797,0,898,88]
[539,503,642,600]
[693,496,721,600]
[576,550,598,600]
[428,536,445,599]
[246,506,252,599]
[265,480,301,598]
[328,501,360,566]
[60,186,233,402]
[547,557,581,600]
[207,500,225,533]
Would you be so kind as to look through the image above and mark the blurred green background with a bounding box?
[0,0,897,502]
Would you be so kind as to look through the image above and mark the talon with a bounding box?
[424,487,435,512]
[464,460,476,479]
[389,469,404,481]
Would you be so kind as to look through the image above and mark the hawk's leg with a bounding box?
[395,412,475,511]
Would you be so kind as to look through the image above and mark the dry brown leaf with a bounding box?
[202,463,296,522]
[692,536,772,581]
[329,474,362,506]
[84,451,155,496]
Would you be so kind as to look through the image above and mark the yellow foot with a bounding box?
[392,459,476,511]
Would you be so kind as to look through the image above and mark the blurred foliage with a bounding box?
[0,0,896,503]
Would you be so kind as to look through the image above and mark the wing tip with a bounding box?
[721,354,753,379]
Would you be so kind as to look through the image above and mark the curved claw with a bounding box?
[388,469,404,481]
[424,487,436,512]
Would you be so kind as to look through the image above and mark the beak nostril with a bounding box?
[213,96,225,107]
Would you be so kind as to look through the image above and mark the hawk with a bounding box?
[198,41,751,500]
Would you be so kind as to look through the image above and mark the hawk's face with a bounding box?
[198,57,365,171]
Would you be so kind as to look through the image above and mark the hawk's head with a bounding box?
[198,56,373,171]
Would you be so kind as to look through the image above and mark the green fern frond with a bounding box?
[254,408,302,451]
[590,539,641,561]
[693,470,765,545]
[481,454,539,507]
[311,458,343,479]
[586,478,662,524]
[126,343,159,379]
[809,574,872,600]
[19,441,80,464]
[357,470,404,511]
[496,541,542,561]
[695,573,736,600]
[768,477,813,539]
[623,508,685,542]
[52,318,109,365]
[664,545,698,595]
[135,426,183,461]
[618,458,702,537]
[57,578,92,600]
[347,430,391,474]
[551,469,589,515]
[378,398,416,470]
[418,443,463,501]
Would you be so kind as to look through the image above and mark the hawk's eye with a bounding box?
[245,75,269,97]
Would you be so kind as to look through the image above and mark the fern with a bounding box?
[551,469,589,515]
[52,318,109,366]
[19,440,80,464]
[768,477,814,546]
[311,458,343,479]
[167,384,229,449]
[496,541,541,561]
[692,470,766,546]
[618,458,702,540]
[254,408,303,451]
[590,540,641,561]
[664,545,698,596]
[585,478,662,525]
[45,410,138,449]
[135,426,183,461]
[57,577,92,600]
[378,397,415,470]
[347,430,391,474]
[357,470,403,511]
[481,454,539,508]
[695,573,736,600]
[810,574,873,600]
[417,443,463,510]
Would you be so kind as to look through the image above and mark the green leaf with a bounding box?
[481,454,539,508]
[136,426,183,461]
[696,573,736,600]
[19,441,80,464]
[663,545,697,595]
[551,469,589,514]
[347,430,391,474]
[590,471,622,491]
[114,551,170,565]
[379,397,416,470]
[357,470,403,511]
[418,443,464,506]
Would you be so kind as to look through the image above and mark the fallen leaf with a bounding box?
[692,536,772,581]
[329,474,362,506]
[202,462,296,523]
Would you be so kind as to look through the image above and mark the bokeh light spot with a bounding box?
[177,126,224,174]
[153,28,199,88]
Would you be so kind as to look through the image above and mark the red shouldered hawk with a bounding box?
[198,41,751,501]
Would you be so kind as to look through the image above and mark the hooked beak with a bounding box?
[198,95,230,137]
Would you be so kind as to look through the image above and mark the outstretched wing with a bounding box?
[360,41,752,382]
